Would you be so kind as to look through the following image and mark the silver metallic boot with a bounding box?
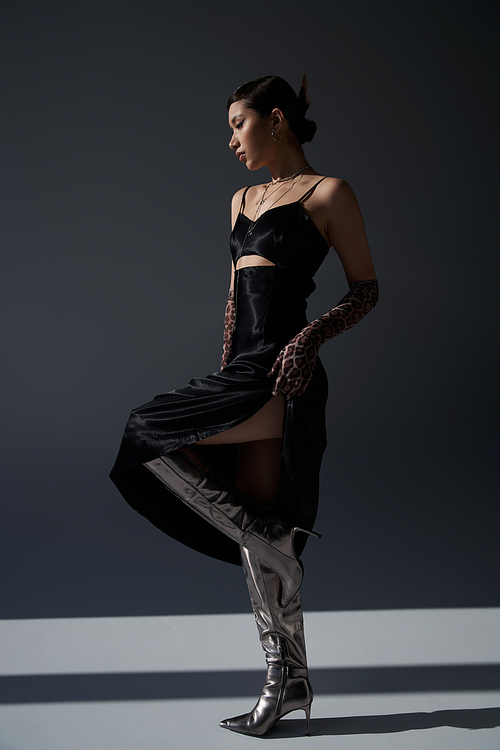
[220,547,313,736]
[145,451,319,607]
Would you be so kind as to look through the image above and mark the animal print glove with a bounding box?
[221,290,236,369]
[269,279,379,398]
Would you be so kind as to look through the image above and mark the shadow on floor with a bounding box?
[1,665,500,704]
[267,707,500,738]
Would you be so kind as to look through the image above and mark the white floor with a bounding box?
[1,609,499,749]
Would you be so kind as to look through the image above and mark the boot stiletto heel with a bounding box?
[293,527,321,540]
[304,703,311,736]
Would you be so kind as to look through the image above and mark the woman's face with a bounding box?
[228,102,273,171]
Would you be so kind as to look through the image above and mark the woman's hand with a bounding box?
[268,331,321,399]
[268,279,379,398]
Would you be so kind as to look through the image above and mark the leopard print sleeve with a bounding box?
[221,290,236,370]
[269,279,379,398]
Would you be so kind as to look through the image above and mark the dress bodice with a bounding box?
[229,179,330,288]
[228,179,330,368]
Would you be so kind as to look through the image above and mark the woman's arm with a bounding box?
[269,179,379,398]
[221,190,244,369]
[221,263,236,369]
[324,178,376,283]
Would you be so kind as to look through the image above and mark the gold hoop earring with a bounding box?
[271,129,282,142]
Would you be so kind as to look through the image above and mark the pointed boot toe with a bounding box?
[219,715,254,735]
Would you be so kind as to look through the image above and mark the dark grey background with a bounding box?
[1,0,498,618]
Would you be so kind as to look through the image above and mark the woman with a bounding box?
[110,75,378,736]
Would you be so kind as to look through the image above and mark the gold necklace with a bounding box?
[255,164,312,207]
[245,172,308,240]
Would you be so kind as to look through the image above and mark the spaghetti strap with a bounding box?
[239,186,251,213]
[298,177,328,204]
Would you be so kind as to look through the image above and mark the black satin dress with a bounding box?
[110,180,329,566]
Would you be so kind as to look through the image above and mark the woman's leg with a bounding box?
[235,438,282,505]
[179,436,282,506]
[180,394,284,505]
[144,393,317,607]
[195,394,285,444]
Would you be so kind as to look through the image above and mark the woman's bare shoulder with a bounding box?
[315,176,349,196]
[231,185,264,226]
[313,176,362,211]
[231,183,268,216]
[231,186,246,206]
[231,182,267,199]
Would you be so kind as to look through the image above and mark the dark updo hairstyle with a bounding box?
[227,75,317,145]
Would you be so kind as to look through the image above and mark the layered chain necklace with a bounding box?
[245,164,312,239]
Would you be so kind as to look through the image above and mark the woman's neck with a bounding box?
[267,145,311,183]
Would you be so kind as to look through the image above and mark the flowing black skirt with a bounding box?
[110,267,328,565]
